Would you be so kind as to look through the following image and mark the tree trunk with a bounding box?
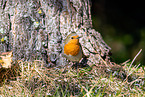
[0,0,111,67]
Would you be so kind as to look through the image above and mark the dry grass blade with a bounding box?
[83,83,97,97]
[0,59,144,96]
[129,49,142,69]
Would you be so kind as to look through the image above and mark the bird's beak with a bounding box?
[76,36,81,39]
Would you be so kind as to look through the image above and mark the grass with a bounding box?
[0,59,145,97]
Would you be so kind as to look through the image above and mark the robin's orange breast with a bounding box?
[64,43,80,56]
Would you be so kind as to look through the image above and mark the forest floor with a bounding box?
[0,59,145,97]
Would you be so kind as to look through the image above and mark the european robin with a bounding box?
[63,32,83,62]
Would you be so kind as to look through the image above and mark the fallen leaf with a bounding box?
[0,51,12,68]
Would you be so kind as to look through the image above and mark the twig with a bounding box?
[129,49,142,69]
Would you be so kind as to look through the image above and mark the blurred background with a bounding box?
[91,0,145,65]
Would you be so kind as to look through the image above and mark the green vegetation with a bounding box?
[0,60,144,96]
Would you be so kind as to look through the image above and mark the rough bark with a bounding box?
[0,0,111,67]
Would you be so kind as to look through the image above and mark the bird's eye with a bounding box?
[71,37,74,39]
